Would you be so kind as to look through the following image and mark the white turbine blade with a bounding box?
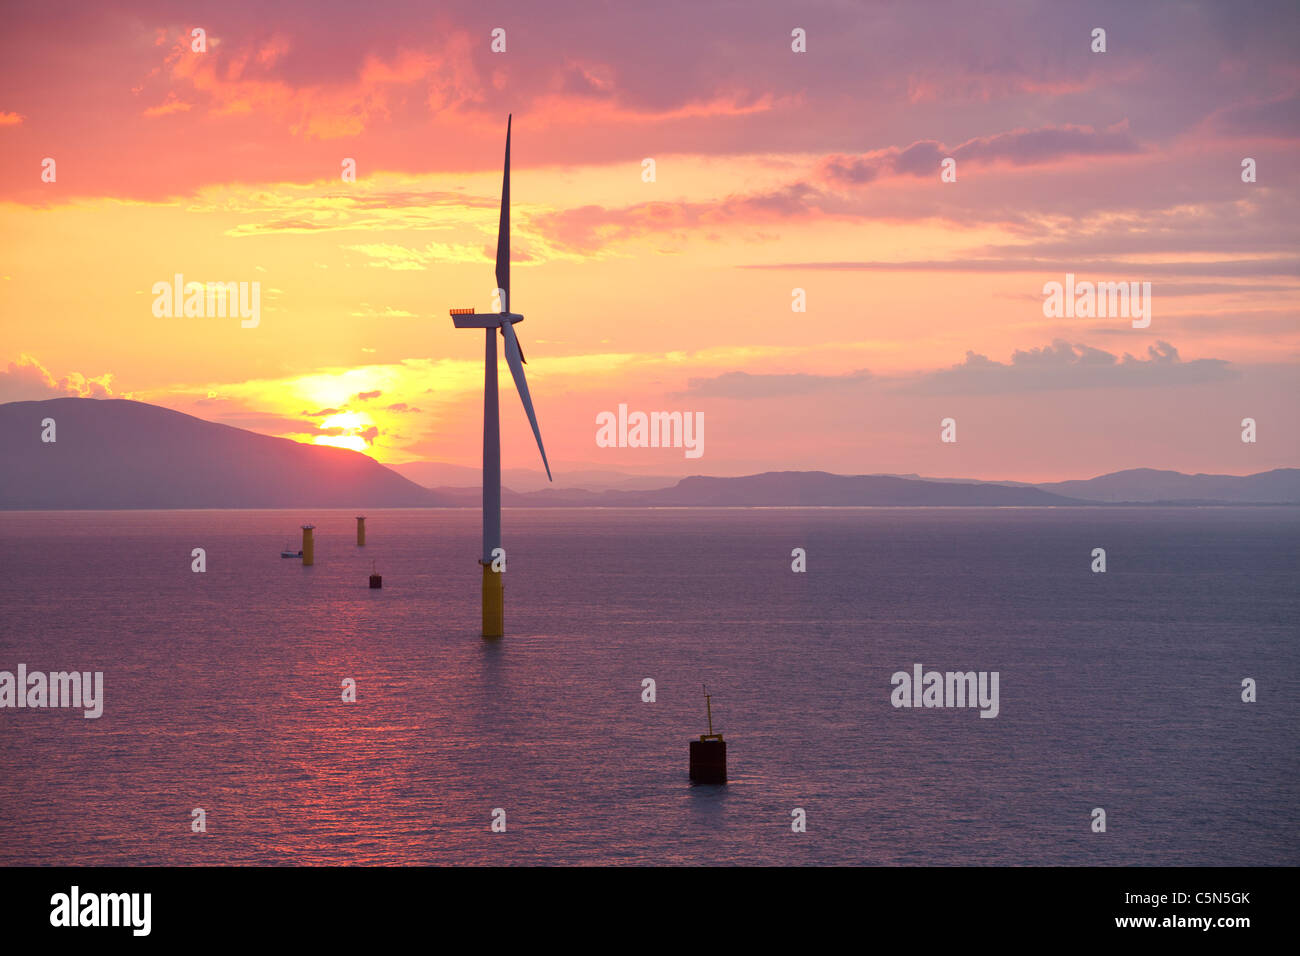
[495,115,511,310]
[500,320,551,481]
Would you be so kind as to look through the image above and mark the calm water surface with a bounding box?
[0,507,1295,865]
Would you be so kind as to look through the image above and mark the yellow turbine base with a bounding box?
[481,561,504,638]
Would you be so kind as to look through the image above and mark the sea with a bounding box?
[0,507,1296,866]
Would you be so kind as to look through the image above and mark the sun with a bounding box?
[312,411,373,453]
[313,434,367,453]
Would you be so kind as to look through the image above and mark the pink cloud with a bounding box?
[0,1,1294,210]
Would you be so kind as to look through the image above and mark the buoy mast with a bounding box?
[689,684,727,783]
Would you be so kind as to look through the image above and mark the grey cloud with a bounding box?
[910,339,1237,394]
[820,124,1142,186]
[1212,92,1300,137]
[676,368,872,399]
[743,258,1300,277]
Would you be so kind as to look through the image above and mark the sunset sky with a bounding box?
[1,0,1297,482]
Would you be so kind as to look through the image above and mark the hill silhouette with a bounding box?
[0,398,440,508]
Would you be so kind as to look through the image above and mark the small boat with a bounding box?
[281,544,303,558]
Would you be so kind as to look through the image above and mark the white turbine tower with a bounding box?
[449,115,551,637]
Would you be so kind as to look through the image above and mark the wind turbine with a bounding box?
[449,114,551,638]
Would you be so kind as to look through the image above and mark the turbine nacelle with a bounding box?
[449,309,524,329]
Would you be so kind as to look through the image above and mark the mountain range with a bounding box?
[2,398,1296,509]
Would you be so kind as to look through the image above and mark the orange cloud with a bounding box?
[142,93,193,117]
[0,354,121,402]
